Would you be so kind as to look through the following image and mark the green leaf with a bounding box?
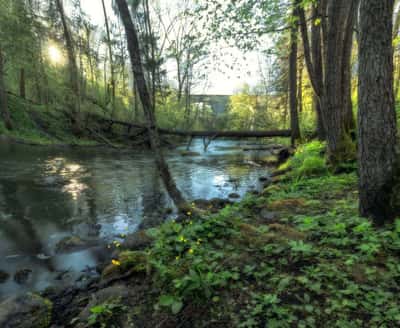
[171,300,184,314]
[159,295,175,307]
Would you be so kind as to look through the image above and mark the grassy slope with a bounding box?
[0,95,99,146]
[80,141,400,328]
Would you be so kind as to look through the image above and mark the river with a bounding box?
[0,139,273,298]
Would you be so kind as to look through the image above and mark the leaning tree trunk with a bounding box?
[289,0,301,145]
[115,0,187,211]
[0,46,12,130]
[358,0,397,224]
[55,0,81,133]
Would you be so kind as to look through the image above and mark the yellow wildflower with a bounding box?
[112,259,121,266]
[187,211,192,216]
[188,248,194,254]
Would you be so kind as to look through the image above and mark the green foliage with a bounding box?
[282,141,328,178]
[131,142,400,326]
[88,298,127,328]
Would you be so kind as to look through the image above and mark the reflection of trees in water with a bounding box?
[139,160,169,229]
[0,178,55,271]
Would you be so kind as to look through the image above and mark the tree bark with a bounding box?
[115,0,187,211]
[342,0,359,132]
[101,0,116,118]
[20,68,26,99]
[322,0,355,164]
[55,0,81,133]
[297,58,303,113]
[289,1,301,145]
[358,0,397,224]
[300,0,357,157]
[0,46,12,130]
[301,2,326,139]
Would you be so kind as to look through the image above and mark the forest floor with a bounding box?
[25,141,397,328]
[0,95,125,147]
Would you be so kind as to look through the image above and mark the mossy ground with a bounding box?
[73,141,400,328]
[0,95,103,146]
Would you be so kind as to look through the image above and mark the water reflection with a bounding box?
[0,139,272,298]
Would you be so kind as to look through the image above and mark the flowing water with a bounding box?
[0,139,273,298]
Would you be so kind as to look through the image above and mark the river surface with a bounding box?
[0,139,273,298]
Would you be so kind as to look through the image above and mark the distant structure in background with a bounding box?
[191,94,231,114]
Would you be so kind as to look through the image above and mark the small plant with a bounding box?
[87,298,127,328]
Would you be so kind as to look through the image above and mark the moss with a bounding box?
[102,251,149,280]
[326,134,356,169]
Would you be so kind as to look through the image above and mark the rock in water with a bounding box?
[228,193,240,199]
[0,293,52,328]
[14,269,32,284]
[180,151,201,157]
[55,236,97,254]
[0,270,10,284]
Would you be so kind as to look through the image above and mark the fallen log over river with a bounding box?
[94,116,292,139]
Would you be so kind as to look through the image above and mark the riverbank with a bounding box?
[2,141,399,327]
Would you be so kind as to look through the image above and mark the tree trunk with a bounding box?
[0,46,12,130]
[20,68,26,100]
[101,0,116,118]
[115,0,187,211]
[297,58,303,113]
[289,1,301,145]
[321,0,355,164]
[55,0,81,133]
[342,0,359,133]
[358,0,397,224]
[302,2,326,139]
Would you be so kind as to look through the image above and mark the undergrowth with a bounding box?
[110,141,400,327]
[1,96,100,146]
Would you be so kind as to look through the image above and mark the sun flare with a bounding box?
[48,45,63,64]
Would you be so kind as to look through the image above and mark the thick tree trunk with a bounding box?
[55,0,81,133]
[321,0,355,164]
[0,46,12,130]
[115,0,187,211]
[101,0,116,118]
[289,1,301,145]
[358,0,397,224]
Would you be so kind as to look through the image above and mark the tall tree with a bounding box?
[115,0,187,211]
[358,0,397,224]
[289,0,301,145]
[0,45,12,130]
[55,0,81,133]
[299,0,357,164]
[101,0,116,118]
